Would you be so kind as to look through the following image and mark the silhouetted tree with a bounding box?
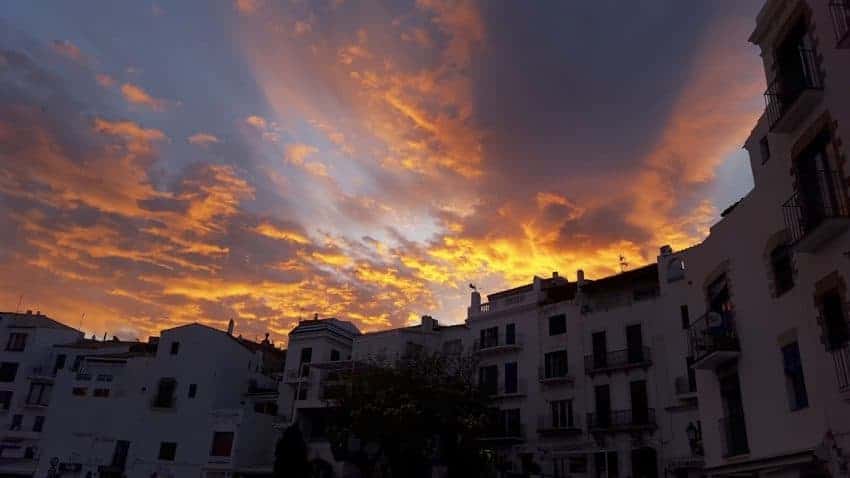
[325,351,493,478]
[274,423,310,478]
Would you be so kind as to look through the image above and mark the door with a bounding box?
[719,370,749,455]
[504,362,518,394]
[631,447,658,478]
[630,380,649,425]
[479,365,498,395]
[593,332,608,368]
[505,323,516,345]
[594,384,611,428]
[626,324,644,363]
[823,291,850,350]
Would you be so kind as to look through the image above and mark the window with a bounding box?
[71,387,87,396]
[6,333,27,351]
[480,327,498,348]
[0,391,12,410]
[760,136,771,163]
[500,408,521,436]
[680,305,690,330]
[53,354,66,375]
[544,350,568,378]
[505,323,516,345]
[9,414,22,431]
[549,314,567,336]
[0,362,18,382]
[254,401,278,415]
[210,431,235,457]
[26,382,51,406]
[504,362,518,394]
[71,356,83,372]
[158,442,177,461]
[667,257,686,282]
[32,416,45,432]
[595,451,619,478]
[821,291,849,350]
[112,440,130,469]
[153,378,177,408]
[188,384,197,398]
[330,349,340,361]
[782,342,809,410]
[771,244,794,296]
[170,341,180,355]
[551,399,574,428]
[93,388,110,398]
[478,365,498,395]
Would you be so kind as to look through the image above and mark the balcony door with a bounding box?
[719,369,749,456]
[630,380,649,425]
[595,384,611,428]
[592,332,607,368]
[626,324,644,363]
[776,20,810,100]
[796,135,842,232]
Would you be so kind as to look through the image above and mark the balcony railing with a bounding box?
[537,414,581,436]
[783,171,850,251]
[689,311,739,369]
[473,333,524,354]
[538,366,574,385]
[586,408,656,432]
[765,48,822,131]
[674,376,697,397]
[831,0,850,48]
[584,347,652,375]
[480,423,525,442]
[833,343,850,393]
[719,414,750,458]
[284,365,312,383]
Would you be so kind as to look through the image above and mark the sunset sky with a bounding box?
[0,1,766,344]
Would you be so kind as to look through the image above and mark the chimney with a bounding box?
[660,245,673,256]
[469,289,482,316]
[25,310,32,315]
[227,318,235,336]
[421,315,437,331]
[553,272,559,279]
[576,269,585,285]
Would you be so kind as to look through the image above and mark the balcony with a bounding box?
[473,333,524,355]
[583,347,652,376]
[674,376,697,400]
[538,367,574,386]
[784,171,850,252]
[486,379,527,400]
[832,342,850,395]
[719,414,750,458]
[586,409,656,433]
[689,311,739,370]
[537,414,582,437]
[479,423,525,444]
[831,1,850,48]
[284,366,311,383]
[765,48,822,132]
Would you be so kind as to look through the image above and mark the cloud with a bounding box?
[294,21,312,36]
[187,132,221,147]
[51,40,86,62]
[120,83,168,111]
[234,0,261,15]
[96,74,116,88]
[284,143,317,165]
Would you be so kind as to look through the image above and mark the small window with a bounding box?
[71,356,83,372]
[680,305,690,329]
[72,387,87,396]
[153,378,177,408]
[6,333,27,352]
[771,244,794,296]
[544,350,569,378]
[0,391,12,410]
[53,354,67,375]
[9,414,22,431]
[505,323,517,344]
[188,384,197,398]
[782,342,809,410]
[760,136,771,164]
[210,431,235,457]
[26,382,51,406]
[667,257,686,282]
[158,442,177,461]
[93,388,110,398]
[551,399,574,428]
[170,342,180,355]
[548,314,567,336]
[0,362,19,382]
[330,349,340,361]
[32,416,45,432]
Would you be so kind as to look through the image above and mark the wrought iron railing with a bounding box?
[688,311,739,363]
[586,408,656,431]
[537,414,581,433]
[830,0,850,46]
[719,413,749,457]
[538,366,573,383]
[473,333,524,353]
[783,170,850,245]
[584,346,652,374]
[764,47,822,130]
[833,342,850,392]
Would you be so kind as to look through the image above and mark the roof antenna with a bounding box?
[15,295,23,313]
[619,254,629,273]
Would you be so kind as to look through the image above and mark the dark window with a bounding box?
[0,391,12,410]
[6,333,27,352]
[667,257,686,282]
[170,342,180,355]
[760,136,771,163]
[501,408,521,436]
[10,414,22,431]
[188,384,197,398]
[297,387,308,401]
[71,387,87,396]
[626,324,644,363]
[0,362,18,382]
[93,388,110,398]
[71,356,83,372]
[686,356,697,393]
[210,431,235,457]
[544,350,568,378]
[822,291,849,350]
[480,327,498,348]
[680,305,690,330]
[153,378,177,408]
[782,342,809,410]
[300,347,313,365]
[592,332,608,369]
[551,399,573,428]
[504,362,518,394]
[26,382,51,405]
[111,440,130,469]
[771,244,794,296]
[505,324,516,345]
[594,385,611,427]
[330,349,340,361]
[254,401,278,415]
[53,354,66,375]
[630,380,649,425]
[478,365,498,395]
[549,314,567,336]
[595,451,618,478]
[32,416,45,432]
[158,442,177,461]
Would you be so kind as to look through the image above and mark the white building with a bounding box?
[35,322,285,478]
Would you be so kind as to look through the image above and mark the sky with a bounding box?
[0,0,766,345]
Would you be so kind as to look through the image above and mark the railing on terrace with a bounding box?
[783,170,850,246]
[688,311,739,364]
[584,347,652,375]
[830,0,850,47]
[587,408,656,431]
[765,47,822,130]
[833,342,850,393]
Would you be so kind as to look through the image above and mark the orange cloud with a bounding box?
[188,132,220,147]
[121,83,168,111]
[51,40,86,62]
